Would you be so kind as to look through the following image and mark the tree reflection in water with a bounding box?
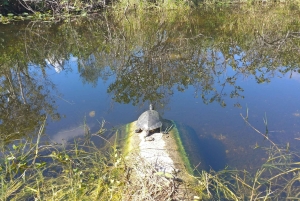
[1,5,300,146]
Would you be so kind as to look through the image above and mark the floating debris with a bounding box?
[89,111,96,117]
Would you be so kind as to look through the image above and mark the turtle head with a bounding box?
[145,130,150,137]
[149,104,153,110]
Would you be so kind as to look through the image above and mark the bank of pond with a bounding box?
[1,1,300,200]
[1,119,300,200]
[1,0,299,24]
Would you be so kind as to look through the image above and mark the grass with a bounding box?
[1,114,300,200]
[2,0,300,24]
[0,119,125,200]
[1,1,300,199]
[0,119,194,200]
[187,112,300,200]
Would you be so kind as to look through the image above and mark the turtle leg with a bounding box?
[144,130,155,141]
[135,128,142,133]
[145,130,150,138]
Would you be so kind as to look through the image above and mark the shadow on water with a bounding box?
[175,121,227,172]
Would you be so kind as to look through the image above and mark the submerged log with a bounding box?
[118,120,195,200]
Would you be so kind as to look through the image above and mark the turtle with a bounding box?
[135,104,163,137]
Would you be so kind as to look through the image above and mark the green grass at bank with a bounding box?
[1,121,300,200]
[0,141,125,200]
[2,0,300,24]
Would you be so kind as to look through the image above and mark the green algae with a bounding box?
[118,120,194,175]
[169,120,194,175]
[117,122,136,155]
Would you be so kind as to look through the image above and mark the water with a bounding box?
[1,6,300,171]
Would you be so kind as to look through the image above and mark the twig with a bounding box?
[240,113,283,156]
[32,116,47,164]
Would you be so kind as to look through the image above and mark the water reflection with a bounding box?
[1,6,300,170]
[51,125,87,145]
[176,122,227,171]
[0,66,59,145]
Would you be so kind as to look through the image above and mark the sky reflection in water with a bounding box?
[45,55,300,171]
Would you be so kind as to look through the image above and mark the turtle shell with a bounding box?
[136,110,163,131]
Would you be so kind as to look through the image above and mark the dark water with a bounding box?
[1,6,300,171]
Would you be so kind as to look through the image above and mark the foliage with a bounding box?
[104,6,300,107]
[0,119,190,200]
[1,3,300,200]
[190,112,300,200]
[0,0,107,16]
[0,60,60,145]
[1,0,300,23]
[0,121,125,200]
[1,116,300,200]
[1,5,300,109]
[191,146,300,200]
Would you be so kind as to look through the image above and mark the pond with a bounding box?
[1,5,300,172]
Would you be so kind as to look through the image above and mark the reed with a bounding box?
[1,114,300,200]
[0,120,124,200]
[2,0,299,24]
[190,111,300,200]
[0,119,192,200]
